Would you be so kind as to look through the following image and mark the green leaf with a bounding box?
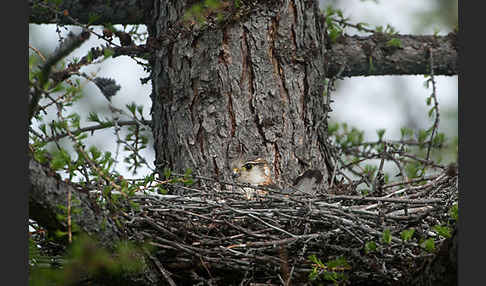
[450,204,458,221]
[422,238,435,252]
[382,229,391,244]
[34,149,49,164]
[206,0,220,9]
[376,129,386,141]
[39,124,47,134]
[157,187,168,195]
[50,83,65,93]
[308,269,318,281]
[86,50,93,63]
[336,9,344,18]
[68,113,81,128]
[400,228,415,242]
[433,133,445,147]
[375,142,385,153]
[184,168,193,178]
[385,38,402,48]
[368,56,375,73]
[363,164,377,179]
[325,6,336,17]
[364,241,377,253]
[433,27,441,36]
[308,254,324,267]
[55,230,68,238]
[383,173,389,183]
[328,25,342,43]
[328,123,339,135]
[327,256,349,269]
[384,24,397,35]
[136,105,144,115]
[103,48,115,59]
[417,129,430,144]
[89,146,101,160]
[88,112,100,122]
[400,127,413,139]
[76,133,88,141]
[184,178,194,186]
[51,149,70,171]
[405,162,420,178]
[126,102,137,115]
[433,225,451,238]
[163,168,171,179]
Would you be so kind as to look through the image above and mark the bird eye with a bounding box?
[243,163,252,170]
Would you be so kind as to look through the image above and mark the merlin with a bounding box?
[231,157,324,198]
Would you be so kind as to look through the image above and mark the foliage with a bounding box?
[449,203,458,221]
[29,18,161,284]
[326,59,456,191]
[322,4,401,46]
[29,235,146,286]
[309,254,350,285]
[182,0,242,26]
[28,1,457,284]
[400,228,415,242]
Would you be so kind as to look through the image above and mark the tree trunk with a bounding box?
[150,0,333,188]
[28,0,459,284]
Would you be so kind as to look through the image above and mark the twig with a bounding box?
[55,103,124,194]
[424,47,440,166]
[29,30,90,123]
[44,119,151,143]
[67,187,72,244]
[383,174,439,189]
[323,195,441,204]
[145,250,177,286]
[29,44,47,62]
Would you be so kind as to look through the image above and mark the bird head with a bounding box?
[292,169,323,195]
[231,157,273,186]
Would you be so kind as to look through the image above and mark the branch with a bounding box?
[29,30,90,123]
[327,33,457,77]
[99,33,458,78]
[28,155,162,284]
[29,1,458,78]
[29,155,121,247]
[44,119,152,143]
[28,0,153,25]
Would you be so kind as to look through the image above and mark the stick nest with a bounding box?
[126,171,458,285]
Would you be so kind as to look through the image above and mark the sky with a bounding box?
[321,0,457,137]
[29,1,458,179]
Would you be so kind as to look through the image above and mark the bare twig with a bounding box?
[424,47,440,165]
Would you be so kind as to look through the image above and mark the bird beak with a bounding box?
[232,168,240,179]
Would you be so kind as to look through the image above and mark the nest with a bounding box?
[125,172,458,285]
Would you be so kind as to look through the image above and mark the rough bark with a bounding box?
[28,0,459,284]
[29,1,458,77]
[28,0,153,25]
[327,33,458,77]
[151,0,333,189]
